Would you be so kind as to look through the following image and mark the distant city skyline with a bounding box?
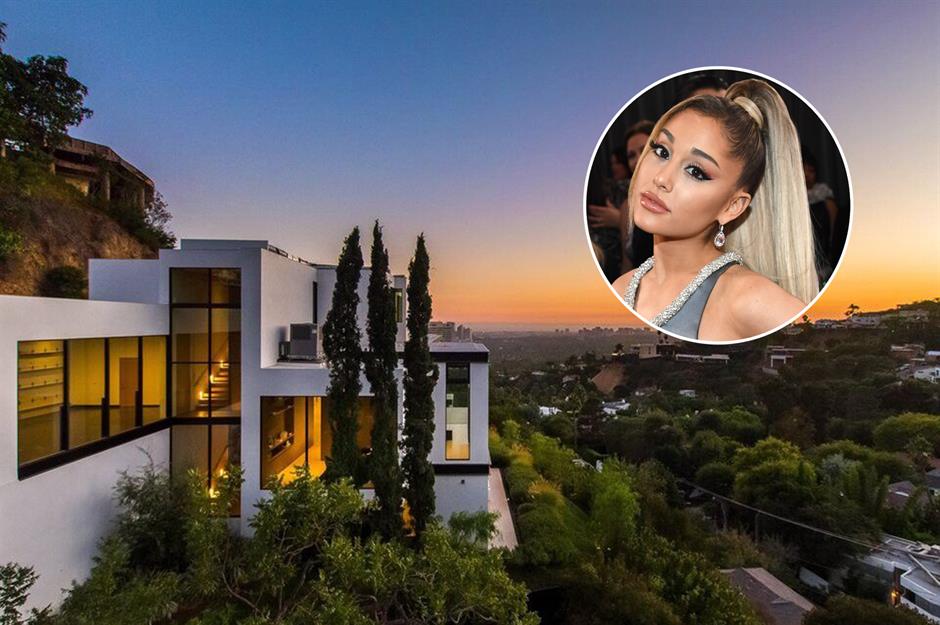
[4,1,938,329]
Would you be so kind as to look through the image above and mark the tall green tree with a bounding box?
[0,23,92,154]
[323,227,364,484]
[365,221,403,538]
[401,234,438,537]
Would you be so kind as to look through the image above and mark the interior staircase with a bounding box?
[196,362,230,415]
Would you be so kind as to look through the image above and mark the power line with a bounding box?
[676,477,883,552]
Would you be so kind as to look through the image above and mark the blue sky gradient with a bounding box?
[4,2,938,327]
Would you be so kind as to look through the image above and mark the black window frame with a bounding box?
[17,334,169,479]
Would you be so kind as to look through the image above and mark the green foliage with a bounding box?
[733,439,817,513]
[1,563,49,625]
[363,222,402,538]
[804,595,931,625]
[38,266,85,298]
[112,462,192,572]
[0,24,92,152]
[874,412,940,455]
[529,432,593,504]
[695,407,765,445]
[323,227,364,484]
[516,493,590,566]
[652,540,761,625]
[0,224,21,261]
[105,192,175,251]
[505,462,540,502]
[590,461,639,555]
[687,430,730,470]
[732,437,803,473]
[400,234,438,536]
[488,429,512,467]
[562,559,683,625]
[694,462,735,496]
[810,439,914,482]
[56,538,181,625]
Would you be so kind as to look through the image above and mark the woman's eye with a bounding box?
[651,142,669,159]
[686,165,711,181]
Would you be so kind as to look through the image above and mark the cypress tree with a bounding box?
[322,227,364,484]
[401,234,438,537]
[364,221,402,538]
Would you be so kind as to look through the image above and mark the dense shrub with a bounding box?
[39,266,85,298]
[695,462,736,496]
[874,412,940,455]
[505,462,540,502]
[0,225,22,261]
[804,595,930,625]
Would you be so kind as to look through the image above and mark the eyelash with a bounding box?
[649,141,712,182]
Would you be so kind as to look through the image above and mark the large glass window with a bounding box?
[170,267,242,513]
[172,309,208,363]
[142,336,167,424]
[260,396,374,487]
[68,338,105,448]
[393,288,404,323]
[171,268,209,304]
[170,424,241,515]
[17,335,168,469]
[445,363,470,460]
[108,337,140,435]
[170,268,241,419]
[17,340,64,464]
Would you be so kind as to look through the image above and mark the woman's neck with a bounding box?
[648,235,722,284]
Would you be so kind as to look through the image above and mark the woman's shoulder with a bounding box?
[611,269,637,296]
[714,264,805,334]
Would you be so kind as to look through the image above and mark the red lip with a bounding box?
[640,191,670,214]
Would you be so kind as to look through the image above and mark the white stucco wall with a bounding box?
[0,295,170,611]
[0,430,169,611]
[88,259,161,303]
[433,473,489,523]
[259,252,317,367]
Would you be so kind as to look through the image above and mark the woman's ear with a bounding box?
[720,191,751,225]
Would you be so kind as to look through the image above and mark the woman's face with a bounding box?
[631,109,750,241]
[610,154,629,181]
[626,132,649,175]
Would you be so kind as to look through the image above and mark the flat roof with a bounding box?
[430,342,488,353]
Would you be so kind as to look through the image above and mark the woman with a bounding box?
[612,79,817,341]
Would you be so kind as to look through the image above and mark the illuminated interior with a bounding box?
[260,396,375,486]
[17,336,168,466]
[445,363,470,460]
[168,268,242,515]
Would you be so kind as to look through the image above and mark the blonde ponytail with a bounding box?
[724,80,818,303]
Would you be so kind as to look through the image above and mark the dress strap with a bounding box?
[622,251,744,329]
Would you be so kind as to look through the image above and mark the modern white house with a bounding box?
[0,239,491,609]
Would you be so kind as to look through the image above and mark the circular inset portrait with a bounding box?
[584,67,852,344]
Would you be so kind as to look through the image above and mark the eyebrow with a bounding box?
[692,147,720,170]
[660,127,721,170]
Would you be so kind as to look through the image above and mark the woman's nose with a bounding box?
[653,166,674,192]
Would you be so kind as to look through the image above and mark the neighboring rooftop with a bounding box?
[721,567,814,625]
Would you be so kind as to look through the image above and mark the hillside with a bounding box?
[0,158,160,296]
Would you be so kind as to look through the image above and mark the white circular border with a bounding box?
[583,65,855,346]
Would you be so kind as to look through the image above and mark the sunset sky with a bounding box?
[4,2,938,329]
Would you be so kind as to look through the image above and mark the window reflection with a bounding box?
[68,338,105,448]
[445,363,470,460]
[17,340,64,464]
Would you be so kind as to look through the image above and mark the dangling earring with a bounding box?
[713,223,726,248]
